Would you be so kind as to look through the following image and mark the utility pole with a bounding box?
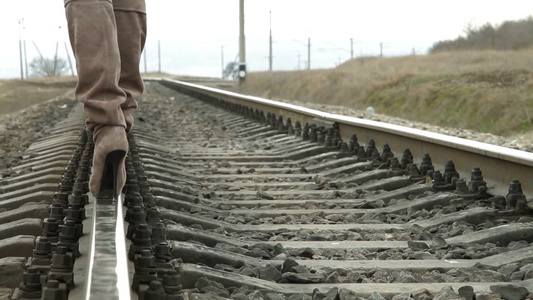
[54,41,59,77]
[350,38,354,59]
[158,40,161,73]
[238,0,246,83]
[18,19,24,80]
[143,48,147,74]
[32,41,45,64]
[221,46,225,78]
[24,40,28,78]
[64,42,74,76]
[380,42,383,58]
[268,11,273,71]
[307,36,311,70]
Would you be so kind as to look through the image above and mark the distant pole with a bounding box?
[307,36,311,70]
[238,0,246,83]
[24,40,28,78]
[18,19,24,80]
[269,11,273,71]
[297,53,301,70]
[32,41,45,62]
[221,46,225,78]
[380,42,383,57]
[54,41,59,76]
[143,48,147,74]
[64,42,74,76]
[350,38,354,59]
[158,40,161,73]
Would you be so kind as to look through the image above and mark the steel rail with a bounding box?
[148,77,533,196]
[85,194,131,300]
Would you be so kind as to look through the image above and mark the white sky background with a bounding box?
[1,0,533,79]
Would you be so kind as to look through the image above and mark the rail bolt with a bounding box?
[380,144,394,162]
[420,153,434,178]
[443,160,460,184]
[42,218,59,243]
[162,269,182,297]
[33,236,52,259]
[506,179,527,211]
[48,246,75,290]
[151,223,167,244]
[48,204,66,223]
[468,167,487,193]
[143,280,166,300]
[41,280,67,300]
[19,267,42,296]
[132,250,158,292]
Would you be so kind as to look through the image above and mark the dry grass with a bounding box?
[2,52,532,138]
[0,77,77,115]
[237,50,533,136]
[0,72,229,117]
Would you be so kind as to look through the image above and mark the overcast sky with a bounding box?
[2,0,533,79]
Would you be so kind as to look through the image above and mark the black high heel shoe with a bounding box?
[98,150,127,198]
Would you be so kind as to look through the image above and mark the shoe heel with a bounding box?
[99,150,127,198]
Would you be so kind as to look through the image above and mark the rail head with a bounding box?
[148,77,533,196]
[86,194,131,300]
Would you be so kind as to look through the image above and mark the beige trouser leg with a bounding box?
[114,2,147,132]
[65,0,126,131]
[64,0,146,132]
[64,0,146,196]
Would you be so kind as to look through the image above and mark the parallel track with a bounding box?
[1,79,533,299]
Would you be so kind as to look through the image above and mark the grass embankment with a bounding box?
[0,72,220,116]
[237,50,533,136]
[0,77,77,115]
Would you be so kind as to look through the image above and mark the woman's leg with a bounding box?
[64,0,128,196]
[112,0,147,132]
[64,0,127,131]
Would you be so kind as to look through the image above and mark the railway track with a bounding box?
[1,79,533,300]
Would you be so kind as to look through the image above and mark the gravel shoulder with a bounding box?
[0,90,77,176]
